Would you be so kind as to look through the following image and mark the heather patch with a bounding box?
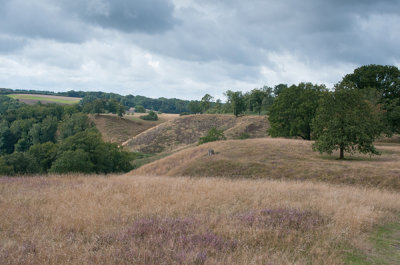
[237,208,325,231]
[91,216,238,264]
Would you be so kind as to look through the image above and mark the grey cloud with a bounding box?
[130,0,400,68]
[0,0,87,43]
[0,35,26,53]
[64,0,178,33]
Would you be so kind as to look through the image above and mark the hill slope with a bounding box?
[122,114,270,153]
[128,138,400,190]
[89,114,161,144]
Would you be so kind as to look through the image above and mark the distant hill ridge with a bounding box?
[122,114,270,154]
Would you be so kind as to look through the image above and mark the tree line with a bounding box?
[0,98,133,175]
[193,64,400,159]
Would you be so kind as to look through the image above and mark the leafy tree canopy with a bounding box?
[312,86,382,159]
[198,127,226,145]
[268,83,327,140]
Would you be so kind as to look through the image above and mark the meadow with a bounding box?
[1,175,399,264]
[1,113,400,264]
[8,94,81,105]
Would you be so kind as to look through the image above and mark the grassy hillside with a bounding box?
[90,113,179,145]
[9,94,81,105]
[123,114,269,153]
[129,138,400,190]
[1,175,399,264]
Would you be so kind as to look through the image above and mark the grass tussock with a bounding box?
[130,138,400,190]
[122,114,269,154]
[0,175,400,264]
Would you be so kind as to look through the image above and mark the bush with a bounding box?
[238,132,250,139]
[135,105,146,113]
[198,127,226,145]
[140,111,158,121]
[180,112,190,116]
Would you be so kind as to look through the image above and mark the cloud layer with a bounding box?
[0,0,399,99]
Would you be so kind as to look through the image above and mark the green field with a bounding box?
[8,94,81,105]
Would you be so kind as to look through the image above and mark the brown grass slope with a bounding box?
[89,114,163,144]
[122,114,269,153]
[129,138,400,190]
[1,175,399,264]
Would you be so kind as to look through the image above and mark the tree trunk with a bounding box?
[340,147,344,159]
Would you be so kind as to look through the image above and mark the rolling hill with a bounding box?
[89,114,178,145]
[122,114,270,153]
[128,137,400,190]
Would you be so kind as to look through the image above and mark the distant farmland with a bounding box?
[8,94,81,105]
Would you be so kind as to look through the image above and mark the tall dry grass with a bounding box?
[122,114,269,153]
[1,175,399,264]
[131,138,400,190]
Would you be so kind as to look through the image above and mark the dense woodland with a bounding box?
[0,64,399,174]
[0,99,133,175]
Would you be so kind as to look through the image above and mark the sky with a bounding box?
[0,0,399,100]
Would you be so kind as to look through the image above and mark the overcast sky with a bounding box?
[0,0,399,100]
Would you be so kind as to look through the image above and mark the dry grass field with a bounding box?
[123,114,269,153]
[8,94,81,105]
[91,113,179,144]
[89,114,163,144]
[1,175,399,264]
[130,138,400,191]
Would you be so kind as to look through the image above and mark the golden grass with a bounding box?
[123,114,269,154]
[89,114,162,144]
[130,138,400,190]
[1,175,399,264]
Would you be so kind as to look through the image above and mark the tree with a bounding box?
[198,127,226,145]
[140,111,158,121]
[200,94,213,113]
[135,105,146,113]
[312,87,381,159]
[225,90,245,117]
[187,101,202,114]
[342,64,400,133]
[49,149,95,174]
[268,83,326,140]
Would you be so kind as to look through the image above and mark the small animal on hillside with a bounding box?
[208,149,215,156]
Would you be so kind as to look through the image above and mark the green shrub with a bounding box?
[239,132,250,139]
[140,111,158,121]
[180,112,190,116]
[135,105,146,113]
[198,127,226,145]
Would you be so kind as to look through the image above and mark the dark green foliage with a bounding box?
[53,129,133,174]
[140,111,158,121]
[0,120,15,155]
[49,149,95,174]
[268,83,327,140]
[59,113,94,140]
[0,152,39,175]
[0,101,134,175]
[134,105,146,113]
[198,127,226,145]
[312,87,381,159]
[246,86,275,115]
[200,94,213,113]
[180,112,190,116]
[342,64,400,134]
[27,142,58,173]
[225,90,245,117]
[342,64,400,100]
[0,95,21,114]
[238,132,250,139]
[187,101,202,114]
